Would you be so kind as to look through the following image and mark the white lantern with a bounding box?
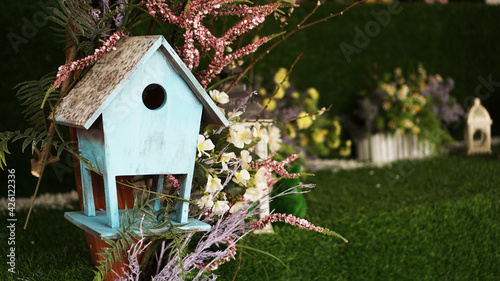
[465,98,492,154]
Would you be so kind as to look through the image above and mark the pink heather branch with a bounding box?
[249,154,301,179]
[197,36,270,88]
[252,213,348,243]
[143,0,279,88]
[52,31,126,91]
[166,174,180,192]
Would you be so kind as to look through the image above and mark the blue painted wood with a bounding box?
[176,171,194,224]
[101,50,203,176]
[80,161,95,217]
[58,36,230,233]
[65,210,211,240]
[154,175,165,211]
[103,172,120,228]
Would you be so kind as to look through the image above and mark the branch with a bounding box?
[30,44,77,178]
[225,0,367,94]
[256,52,303,121]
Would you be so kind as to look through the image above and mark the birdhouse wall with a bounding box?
[77,118,106,173]
[101,49,203,176]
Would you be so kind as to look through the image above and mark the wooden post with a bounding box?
[70,126,135,279]
[62,36,136,279]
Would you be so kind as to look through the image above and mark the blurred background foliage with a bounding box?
[1,1,499,195]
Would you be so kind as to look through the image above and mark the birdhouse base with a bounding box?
[65,210,210,239]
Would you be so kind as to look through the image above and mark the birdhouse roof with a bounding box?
[467,98,492,124]
[53,35,229,129]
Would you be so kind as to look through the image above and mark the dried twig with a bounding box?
[225,0,367,94]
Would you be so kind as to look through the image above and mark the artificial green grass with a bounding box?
[0,206,94,280]
[1,150,498,280]
[215,152,500,280]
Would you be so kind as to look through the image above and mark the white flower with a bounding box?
[209,89,230,104]
[197,134,215,157]
[243,187,265,202]
[267,126,282,153]
[205,174,223,193]
[220,152,236,171]
[227,124,252,148]
[254,167,269,190]
[252,122,269,143]
[212,200,230,215]
[240,150,252,170]
[229,201,246,213]
[233,169,251,186]
[196,193,214,209]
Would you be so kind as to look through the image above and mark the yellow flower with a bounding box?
[282,80,291,90]
[396,129,404,136]
[333,120,341,135]
[297,112,313,130]
[346,140,352,146]
[262,99,276,111]
[274,68,288,84]
[339,145,351,157]
[286,124,296,139]
[387,85,396,96]
[312,128,328,144]
[292,91,300,99]
[419,96,426,104]
[412,92,419,99]
[403,119,412,128]
[397,85,409,99]
[307,88,320,100]
[412,126,420,134]
[412,105,421,113]
[383,101,391,110]
[258,88,266,95]
[388,121,397,129]
[330,137,340,149]
[274,86,285,99]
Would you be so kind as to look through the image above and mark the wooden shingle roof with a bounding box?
[53,35,229,129]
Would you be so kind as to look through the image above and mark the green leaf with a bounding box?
[236,244,291,271]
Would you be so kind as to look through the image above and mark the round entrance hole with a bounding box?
[472,129,486,146]
[142,83,166,110]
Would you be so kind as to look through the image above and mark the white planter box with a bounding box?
[356,133,433,164]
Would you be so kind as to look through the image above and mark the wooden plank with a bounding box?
[54,36,160,129]
[65,210,211,240]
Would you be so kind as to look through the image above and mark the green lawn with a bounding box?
[216,149,500,280]
[1,148,499,280]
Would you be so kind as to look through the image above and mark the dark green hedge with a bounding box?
[253,2,500,137]
[1,2,499,188]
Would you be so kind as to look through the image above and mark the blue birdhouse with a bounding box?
[53,35,229,239]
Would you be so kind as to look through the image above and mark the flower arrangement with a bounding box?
[353,65,463,146]
[0,0,368,280]
[257,67,351,158]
